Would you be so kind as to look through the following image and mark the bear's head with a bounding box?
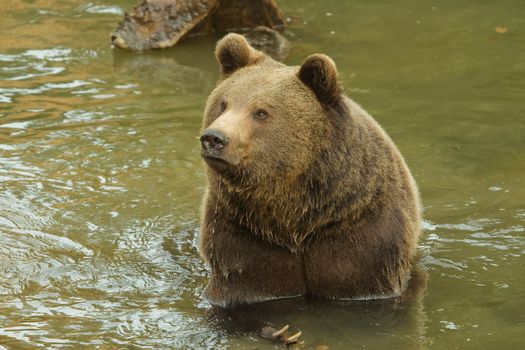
[200,33,346,187]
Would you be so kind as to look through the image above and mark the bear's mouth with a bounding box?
[201,153,231,173]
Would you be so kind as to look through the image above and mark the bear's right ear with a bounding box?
[298,54,342,107]
[215,33,263,77]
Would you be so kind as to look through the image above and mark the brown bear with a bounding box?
[199,33,421,308]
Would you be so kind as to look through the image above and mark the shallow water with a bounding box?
[1,0,524,349]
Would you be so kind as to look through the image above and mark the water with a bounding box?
[1,0,524,349]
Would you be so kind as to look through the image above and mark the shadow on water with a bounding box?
[207,268,429,349]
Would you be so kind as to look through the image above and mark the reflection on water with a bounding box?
[1,0,524,349]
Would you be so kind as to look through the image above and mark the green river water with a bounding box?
[1,0,524,349]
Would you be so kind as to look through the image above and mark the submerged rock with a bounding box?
[111,0,286,51]
[244,26,289,61]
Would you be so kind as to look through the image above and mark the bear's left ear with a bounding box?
[215,33,263,77]
[298,54,342,107]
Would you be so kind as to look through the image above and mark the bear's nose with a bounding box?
[200,128,228,151]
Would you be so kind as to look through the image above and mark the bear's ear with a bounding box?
[298,54,342,107]
[215,33,263,77]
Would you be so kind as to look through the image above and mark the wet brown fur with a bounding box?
[199,34,421,307]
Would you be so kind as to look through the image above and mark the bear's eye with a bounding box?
[253,109,268,120]
[218,101,227,114]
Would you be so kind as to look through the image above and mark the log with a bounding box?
[111,0,285,51]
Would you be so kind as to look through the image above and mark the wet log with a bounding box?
[210,0,285,32]
[111,0,285,51]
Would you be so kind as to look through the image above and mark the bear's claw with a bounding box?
[260,324,303,346]
[285,330,302,344]
[271,324,289,337]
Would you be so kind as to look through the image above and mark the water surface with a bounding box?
[1,0,524,349]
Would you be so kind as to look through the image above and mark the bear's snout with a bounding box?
[200,128,228,152]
